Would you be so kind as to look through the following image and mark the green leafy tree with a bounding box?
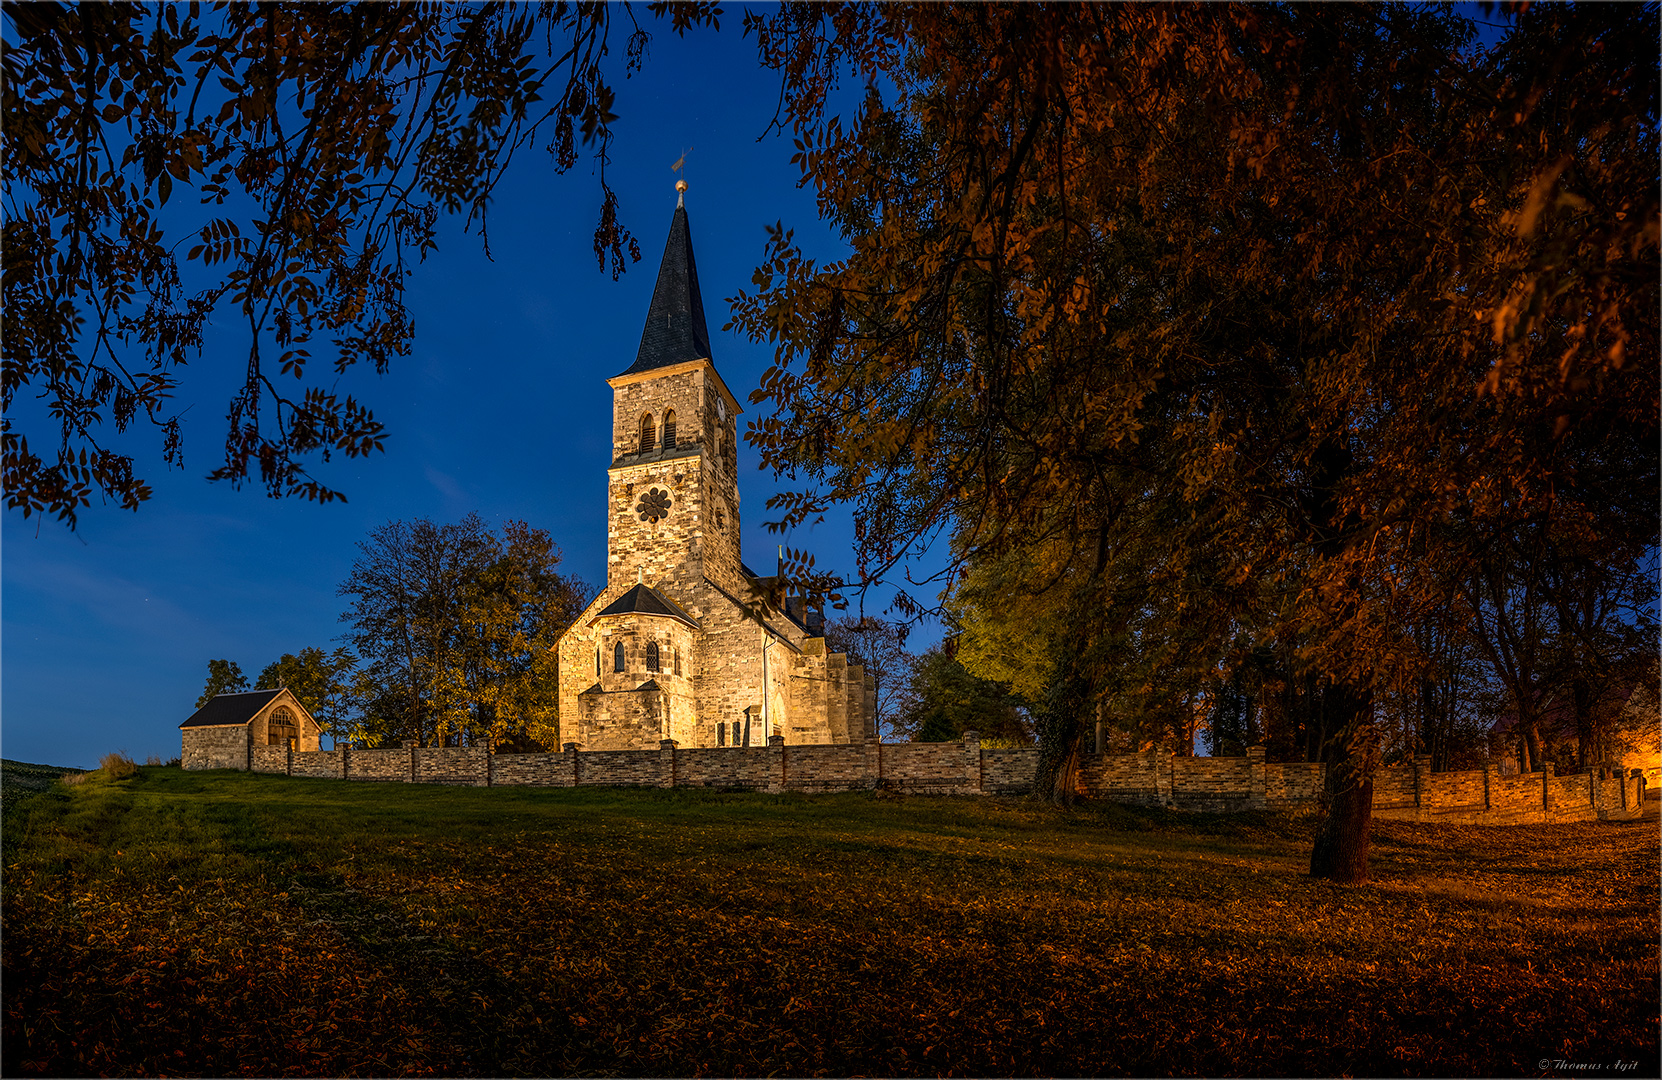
[195,658,248,707]
[338,515,592,749]
[3,1,719,527]
[732,3,1657,884]
[254,646,357,747]
[895,642,1031,747]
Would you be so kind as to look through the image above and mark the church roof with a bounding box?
[620,201,712,376]
[593,583,700,627]
[179,689,286,728]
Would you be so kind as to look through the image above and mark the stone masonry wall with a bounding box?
[182,726,248,771]
[348,748,412,783]
[251,745,288,774]
[199,735,1649,824]
[293,750,344,780]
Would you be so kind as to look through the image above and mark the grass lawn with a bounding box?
[3,764,1656,1077]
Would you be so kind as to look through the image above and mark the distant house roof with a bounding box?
[619,202,711,376]
[179,689,286,728]
[592,583,700,628]
[1491,664,1658,738]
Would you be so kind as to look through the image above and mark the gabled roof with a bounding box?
[620,201,711,376]
[179,689,285,728]
[591,583,700,628]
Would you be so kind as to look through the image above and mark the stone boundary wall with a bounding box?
[1371,754,1646,824]
[201,735,1649,824]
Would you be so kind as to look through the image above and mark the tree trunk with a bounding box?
[1034,723,1084,806]
[1032,636,1093,807]
[1309,682,1378,884]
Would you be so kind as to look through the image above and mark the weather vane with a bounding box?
[671,146,692,204]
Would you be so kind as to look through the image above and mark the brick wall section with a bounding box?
[1263,762,1325,808]
[181,726,249,771]
[348,748,413,782]
[489,752,577,787]
[575,749,672,787]
[415,747,489,786]
[882,742,976,793]
[1422,766,1487,813]
[251,745,288,775]
[1168,755,1253,811]
[678,746,777,790]
[1077,751,1165,806]
[781,744,877,792]
[293,750,344,780]
[982,748,1038,793]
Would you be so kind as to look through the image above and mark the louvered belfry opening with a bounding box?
[639,413,655,453]
[662,409,676,451]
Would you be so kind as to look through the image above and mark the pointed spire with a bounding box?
[621,187,711,376]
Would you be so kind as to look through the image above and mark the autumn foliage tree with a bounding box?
[336,515,592,749]
[731,4,1657,882]
[3,1,718,527]
[254,646,357,746]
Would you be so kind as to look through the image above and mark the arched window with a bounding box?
[268,706,298,747]
[613,641,626,672]
[673,648,682,676]
[661,409,677,451]
[717,722,727,747]
[645,641,660,673]
[595,645,601,677]
[639,413,655,452]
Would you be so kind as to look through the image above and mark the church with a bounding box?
[554,184,873,751]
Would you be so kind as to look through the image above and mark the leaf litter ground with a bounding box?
[3,766,1656,1076]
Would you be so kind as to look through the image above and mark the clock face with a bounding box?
[637,488,672,523]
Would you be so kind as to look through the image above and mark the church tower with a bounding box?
[603,184,745,597]
[554,182,873,753]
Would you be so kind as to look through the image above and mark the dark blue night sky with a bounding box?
[3,24,940,768]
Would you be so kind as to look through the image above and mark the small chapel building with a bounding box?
[554,186,873,751]
[179,687,323,770]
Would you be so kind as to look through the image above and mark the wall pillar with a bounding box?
[768,734,786,793]
[1155,749,1173,805]
[1542,760,1555,816]
[1413,754,1432,814]
[1482,763,1497,810]
[563,742,581,787]
[660,739,678,789]
[962,730,982,794]
[1246,745,1267,810]
[864,737,882,790]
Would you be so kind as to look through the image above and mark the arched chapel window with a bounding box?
[268,706,298,747]
[614,641,626,673]
[645,641,660,673]
[673,648,682,676]
[639,413,655,453]
[662,410,677,451]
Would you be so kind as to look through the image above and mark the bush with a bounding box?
[164,756,181,768]
[145,754,162,766]
[60,772,87,787]
[99,751,138,779]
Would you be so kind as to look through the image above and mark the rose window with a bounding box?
[636,488,673,523]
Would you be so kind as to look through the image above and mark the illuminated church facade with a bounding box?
[553,188,873,750]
